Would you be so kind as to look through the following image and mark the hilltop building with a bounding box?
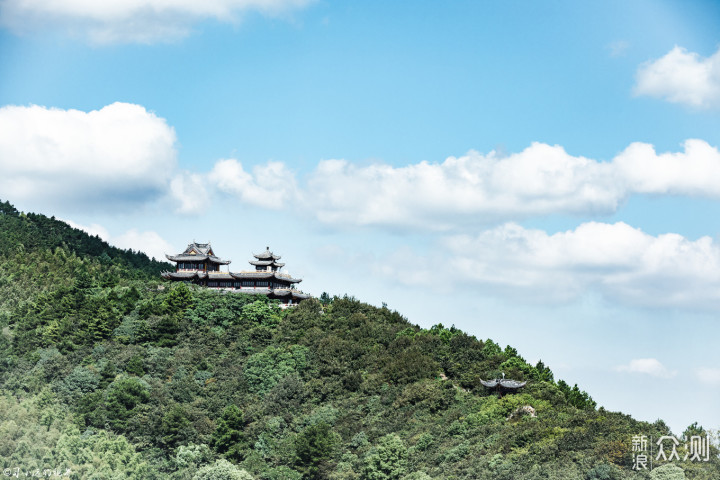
[162,242,309,307]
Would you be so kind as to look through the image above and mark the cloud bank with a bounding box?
[0,0,314,44]
[635,46,720,109]
[0,102,176,211]
[4,102,720,231]
[196,139,720,230]
[375,222,720,309]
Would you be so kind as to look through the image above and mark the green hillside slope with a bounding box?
[0,201,716,479]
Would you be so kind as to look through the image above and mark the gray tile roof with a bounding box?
[166,254,231,264]
[249,260,286,267]
[162,271,208,280]
[253,246,281,260]
[206,273,235,280]
[230,272,301,283]
[183,242,212,255]
[479,379,527,389]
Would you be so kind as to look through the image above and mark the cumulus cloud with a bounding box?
[614,139,720,195]
[634,46,720,109]
[167,158,297,215]
[65,219,174,261]
[298,139,720,230]
[6,104,719,230]
[209,159,297,209]
[0,102,176,211]
[0,0,314,44]
[616,358,676,378]
[170,172,212,215]
[374,221,720,309]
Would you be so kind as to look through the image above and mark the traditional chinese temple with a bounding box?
[162,242,309,307]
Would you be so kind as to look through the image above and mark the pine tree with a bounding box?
[212,405,247,461]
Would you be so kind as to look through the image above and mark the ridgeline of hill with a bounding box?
[0,200,716,480]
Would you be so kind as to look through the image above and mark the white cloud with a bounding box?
[375,222,720,309]
[303,145,619,230]
[0,0,314,44]
[614,139,720,196]
[167,158,297,215]
[634,46,720,109]
[8,105,719,230]
[616,358,676,378]
[64,219,174,261]
[170,172,212,215]
[0,102,176,211]
[209,159,297,209]
[696,367,720,386]
[113,229,176,261]
[297,139,720,230]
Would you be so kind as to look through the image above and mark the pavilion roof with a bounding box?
[242,289,310,300]
[254,247,282,260]
[206,272,235,280]
[249,260,286,267]
[479,379,527,389]
[166,254,231,265]
[183,242,213,255]
[230,271,301,283]
[161,271,208,280]
[167,242,230,264]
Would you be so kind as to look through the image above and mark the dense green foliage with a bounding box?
[0,199,169,274]
[0,200,718,479]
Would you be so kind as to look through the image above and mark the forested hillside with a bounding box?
[0,201,717,479]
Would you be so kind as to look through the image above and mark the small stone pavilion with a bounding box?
[479,377,527,397]
[162,242,309,307]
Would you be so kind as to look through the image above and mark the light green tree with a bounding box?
[650,464,687,480]
[192,459,253,480]
[363,434,408,480]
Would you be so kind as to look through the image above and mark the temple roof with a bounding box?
[231,271,301,283]
[167,242,230,265]
[162,271,208,280]
[166,254,231,264]
[249,260,286,267]
[206,273,235,280]
[241,289,310,300]
[184,242,213,255]
[254,247,281,261]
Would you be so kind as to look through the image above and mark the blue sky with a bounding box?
[1,0,720,435]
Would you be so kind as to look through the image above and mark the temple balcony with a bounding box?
[237,270,295,279]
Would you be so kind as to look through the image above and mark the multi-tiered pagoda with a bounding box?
[162,242,309,307]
